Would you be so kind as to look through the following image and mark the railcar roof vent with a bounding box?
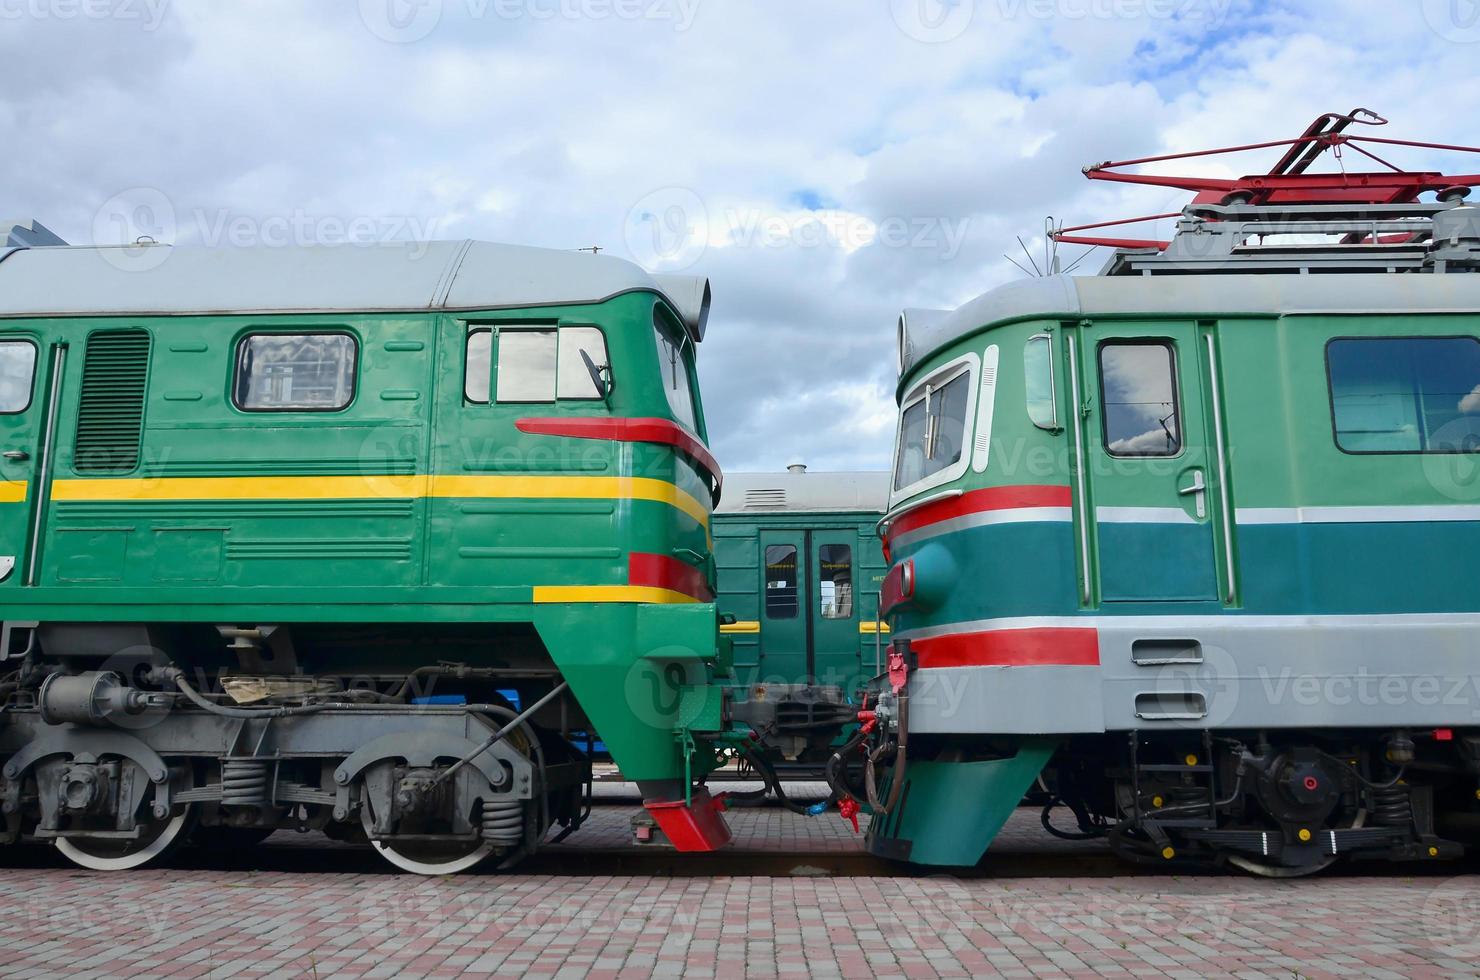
[743,488,787,509]
[74,328,151,473]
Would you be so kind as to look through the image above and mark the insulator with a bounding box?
[480,798,524,845]
[220,758,271,808]
[1371,783,1413,827]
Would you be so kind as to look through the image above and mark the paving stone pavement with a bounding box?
[0,807,1476,978]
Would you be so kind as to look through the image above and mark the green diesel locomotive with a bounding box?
[0,229,733,872]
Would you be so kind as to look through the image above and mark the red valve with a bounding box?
[838,796,861,834]
[857,710,878,735]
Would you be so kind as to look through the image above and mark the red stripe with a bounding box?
[889,485,1071,540]
[515,417,723,499]
[912,627,1100,668]
[629,552,714,602]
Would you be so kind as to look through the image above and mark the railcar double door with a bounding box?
[758,529,861,686]
[1073,321,1230,605]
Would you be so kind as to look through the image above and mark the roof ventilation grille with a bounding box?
[744,488,787,509]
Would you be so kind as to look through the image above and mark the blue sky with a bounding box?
[4,0,1479,471]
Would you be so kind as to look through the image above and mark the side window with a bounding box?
[1024,334,1057,430]
[557,326,611,400]
[496,329,558,402]
[653,314,698,431]
[0,341,37,414]
[465,329,492,403]
[234,333,356,411]
[818,544,853,620]
[465,326,611,404]
[764,544,798,619]
[1099,342,1180,457]
[893,368,971,491]
[1328,337,1480,453]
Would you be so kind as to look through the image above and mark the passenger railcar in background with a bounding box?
[860,114,1480,875]
[0,225,732,872]
[714,468,888,762]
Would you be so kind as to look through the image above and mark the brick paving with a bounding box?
[0,807,1476,978]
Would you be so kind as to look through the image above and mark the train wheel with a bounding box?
[55,809,195,871]
[1224,810,1367,878]
[360,807,494,875]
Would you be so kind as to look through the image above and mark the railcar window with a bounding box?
[764,545,799,619]
[893,370,970,490]
[466,327,612,403]
[465,329,492,403]
[496,329,558,402]
[1099,343,1181,457]
[1328,337,1480,453]
[654,316,698,431]
[818,544,853,619]
[234,334,356,411]
[0,341,37,413]
[1024,334,1057,430]
[557,326,611,400]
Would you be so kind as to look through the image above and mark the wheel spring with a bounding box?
[1371,783,1413,827]
[480,798,523,844]
[220,758,271,808]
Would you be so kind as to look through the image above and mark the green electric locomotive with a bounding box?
[0,227,734,872]
[858,114,1480,875]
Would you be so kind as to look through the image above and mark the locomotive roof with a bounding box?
[716,471,890,515]
[899,272,1480,378]
[0,238,711,339]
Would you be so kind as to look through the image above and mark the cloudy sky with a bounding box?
[5,0,1479,472]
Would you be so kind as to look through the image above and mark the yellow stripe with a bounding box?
[721,620,761,634]
[49,474,710,528]
[859,621,891,634]
[0,481,27,504]
[532,585,698,604]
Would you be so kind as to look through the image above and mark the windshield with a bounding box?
[894,369,970,490]
[654,314,699,432]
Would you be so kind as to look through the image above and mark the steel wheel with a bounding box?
[55,809,194,871]
[360,805,494,875]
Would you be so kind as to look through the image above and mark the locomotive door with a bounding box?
[0,335,45,588]
[758,529,860,685]
[809,530,860,687]
[1077,323,1221,602]
[758,531,806,682]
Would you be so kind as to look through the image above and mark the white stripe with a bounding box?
[1237,505,1480,525]
[1096,506,1196,525]
[896,611,1480,642]
[889,506,1072,550]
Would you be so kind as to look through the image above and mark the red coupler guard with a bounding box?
[643,788,734,851]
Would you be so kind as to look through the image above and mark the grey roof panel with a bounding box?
[716,471,891,514]
[0,240,710,335]
[902,272,1480,377]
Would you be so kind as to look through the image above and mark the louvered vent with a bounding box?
[744,488,787,509]
[74,329,151,473]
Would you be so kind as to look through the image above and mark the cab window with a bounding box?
[654,313,698,431]
[1099,342,1181,457]
[234,333,357,411]
[464,326,611,404]
[1328,336,1480,453]
[894,365,971,491]
[0,341,37,413]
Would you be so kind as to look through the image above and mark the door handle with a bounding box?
[1177,470,1207,519]
[1,450,28,462]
